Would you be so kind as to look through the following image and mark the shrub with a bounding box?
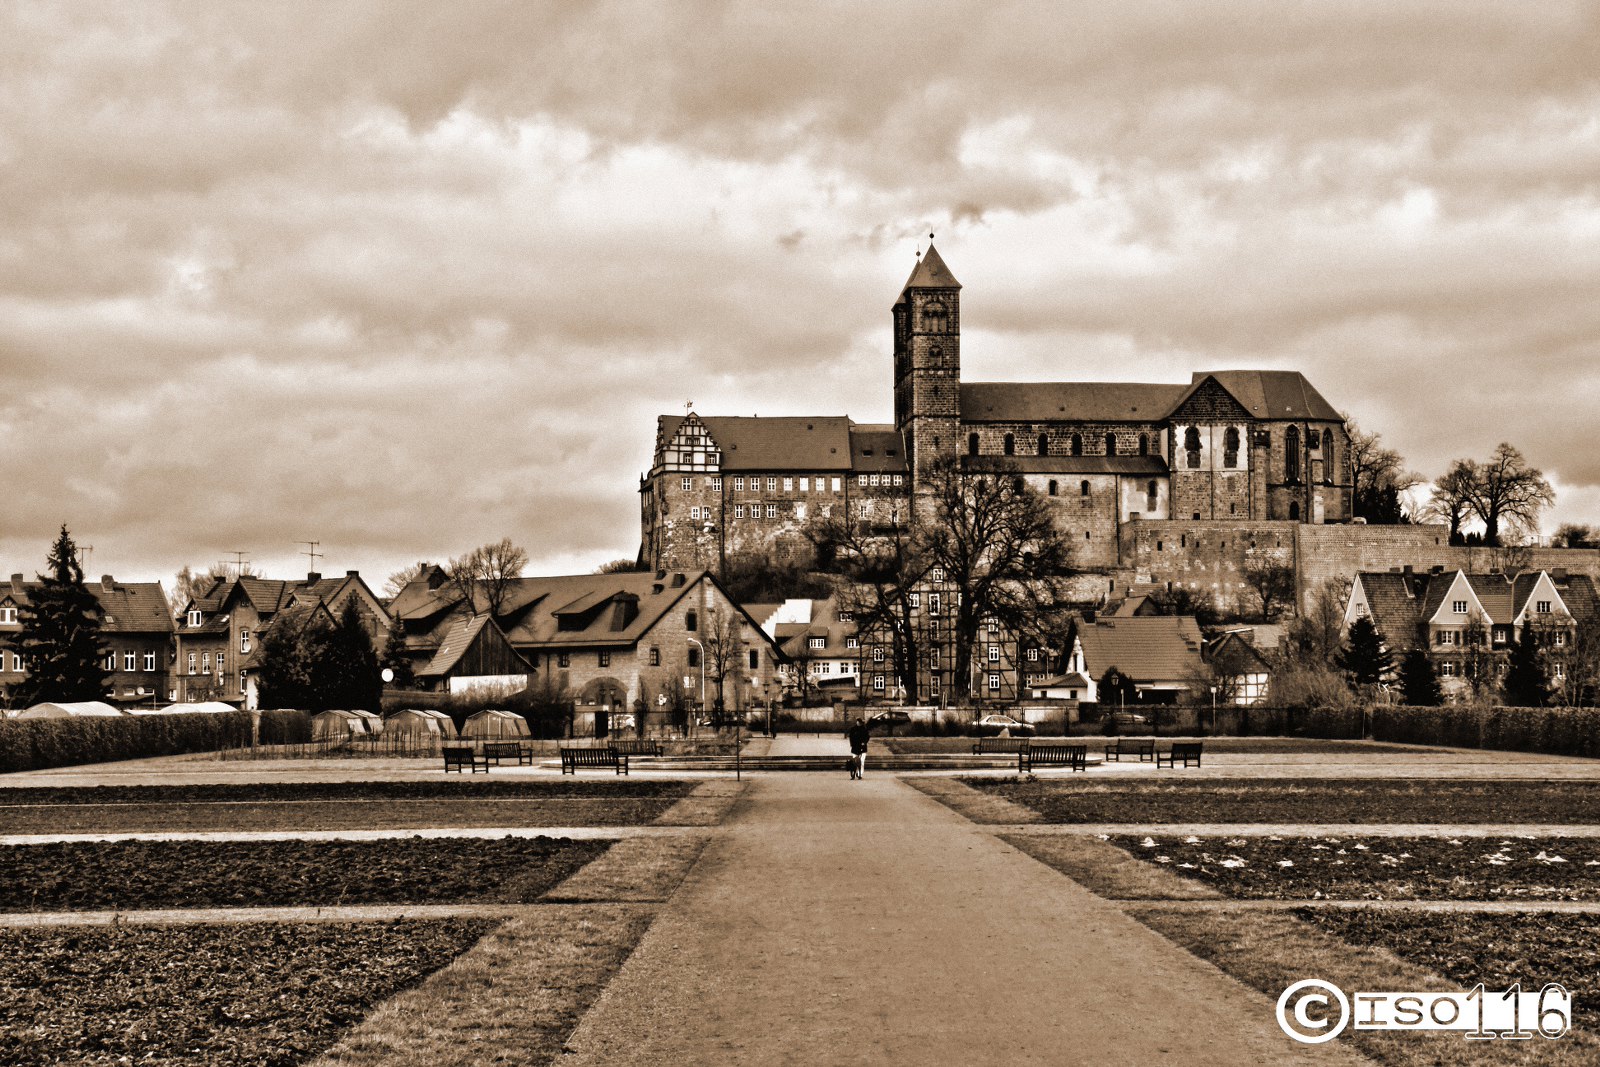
[257,709,312,745]
[1370,704,1600,759]
[0,711,255,774]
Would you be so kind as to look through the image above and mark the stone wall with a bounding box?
[1119,520,1299,614]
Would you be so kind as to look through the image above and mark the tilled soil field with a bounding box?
[1112,833,1600,900]
[0,919,494,1067]
[0,836,608,911]
[1299,909,1600,1034]
[0,780,696,804]
[969,778,1600,824]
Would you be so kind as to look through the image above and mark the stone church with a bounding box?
[642,245,1350,574]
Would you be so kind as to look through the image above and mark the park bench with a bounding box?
[442,746,489,774]
[1019,743,1087,774]
[559,746,629,776]
[482,740,534,766]
[972,736,1031,755]
[1104,738,1156,763]
[1156,741,1204,769]
[609,738,663,757]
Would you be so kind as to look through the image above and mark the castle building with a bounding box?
[642,245,1351,574]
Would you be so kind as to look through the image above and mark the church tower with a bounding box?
[892,243,962,501]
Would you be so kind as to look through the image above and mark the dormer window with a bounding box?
[187,609,202,627]
[1452,600,1468,614]
[809,637,824,650]
[1537,600,1552,614]
[0,607,15,625]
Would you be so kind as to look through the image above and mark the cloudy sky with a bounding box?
[4,2,1600,594]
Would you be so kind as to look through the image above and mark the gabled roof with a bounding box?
[657,415,854,472]
[1179,371,1343,422]
[419,614,494,677]
[94,579,174,634]
[1073,616,1205,683]
[899,243,961,293]
[960,382,1185,424]
[1350,571,1428,652]
[1463,574,1515,625]
[1204,631,1273,674]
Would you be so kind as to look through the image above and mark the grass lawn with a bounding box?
[0,781,696,804]
[0,837,608,912]
[0,920,495,1067]
[1110,834,1600,900]
[966,778,1600,824]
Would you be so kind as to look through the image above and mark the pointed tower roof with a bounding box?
[900,243,961,294]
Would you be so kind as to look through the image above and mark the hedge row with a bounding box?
[0,711,257,775]
[258,709,312,746]
[1371,705,1600,760]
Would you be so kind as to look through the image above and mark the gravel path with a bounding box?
[556,774,1369,1066]
[0,903,546,927]
[0,826,703,846]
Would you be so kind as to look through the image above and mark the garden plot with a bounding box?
[0,780,697,835]
[0,837,609,912]
[1111,834,1600,900]
[967,778,1600,824]
[0,920,494,1067]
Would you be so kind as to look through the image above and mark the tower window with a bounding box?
[1138,433,1149,456]
[1290,501,1301,520]
[968,433,979,456]
[686,610,697,632]
[1048,480,1058,496]
[1223,426,1240,469]
[1104,432,1117,456]
[1285,426,1301,482]
[1184,427,1201,469]
[1037,433,1049,456]
[1003,433,1015,456]
[1080,480,1090,497]
[1322,429,1334,484]
[1069,433,1083,456]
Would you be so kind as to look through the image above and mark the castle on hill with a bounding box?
[641,244,1352,582]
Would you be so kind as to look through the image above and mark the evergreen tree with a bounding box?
[1398,649,1443,706]
[257,610,335,711]
[1097,666,1138,708]
[380,617,415,690]
[1335,616,1393,688]
[5,526,109,705]
[1502,629,1550,708]
[327,599,381,711]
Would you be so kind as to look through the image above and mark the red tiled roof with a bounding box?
[1074,616,1205,683]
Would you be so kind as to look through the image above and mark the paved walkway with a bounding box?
[559,774,1366,1065]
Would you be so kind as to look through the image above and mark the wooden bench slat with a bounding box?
[1105,738,1156,763]
[1156,741,1203,769]
[1019,743,1087,774]
[559,747,630,776]
[442,747,490,774]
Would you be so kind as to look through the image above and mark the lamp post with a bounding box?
[685,637,706,735]
[1208,685,1217,737]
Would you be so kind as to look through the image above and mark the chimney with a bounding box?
[1402,565,1413,575]
[346,569,359,578]
[102,574,115,586]
[306,572,321,583]
[1553,568,1569,581]
[655,569,667,580]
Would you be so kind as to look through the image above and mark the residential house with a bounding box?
[175,570,390,707]
[1062,616,1207,704]
[756,597,863,699]
[1,574,174,709]
[1203,629,1273,705]
[1344,567,1598,695]
[391,569,785,717]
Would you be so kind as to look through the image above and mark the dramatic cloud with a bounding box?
[2,1,1599,590]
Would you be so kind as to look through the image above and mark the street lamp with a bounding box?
[685,637,706,735]
[1208,685,1217,737]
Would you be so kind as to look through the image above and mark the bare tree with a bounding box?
[1460,443,1555,547]
[447,538,528,617]
[1241,556,1296,622]
[1344,415,1420,523]
[920,456,1075,702]
[1423,460,1479,545]
[699,609,745,722]
[1284,575,1353,668]
[594,558,642,574]
[170,562,257,619]
[1459,615,1497,703]
[811,505,923,704]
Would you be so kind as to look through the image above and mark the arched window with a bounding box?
[1069,433,1083,456]
[1080,480,1090,497]
[1223,426,1240,469]
[1037,433,1049,456]
[1146,480,1158,512]
[1285,425,1300,482]
[968,433,979,456]
[1138,433,1149,456]
[1289,501,1301,521]
[686,610,698,632]
[1184,427,1201,470]
[1322,429,1334,484]
[1105,432,1117,456]
[1048,480,1058,496]
[1003,433,1015,456]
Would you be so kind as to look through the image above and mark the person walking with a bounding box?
[847,716,871,779]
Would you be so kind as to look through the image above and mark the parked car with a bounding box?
[1108,710,1148,729]
[970,713,1036,738]
[867,710,911,733]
